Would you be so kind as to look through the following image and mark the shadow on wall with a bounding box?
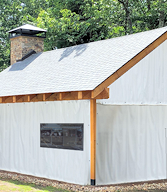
[58,43,88,62]
[9,52,42,71]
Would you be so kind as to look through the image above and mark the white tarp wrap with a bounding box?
[96,104,166,185]
[98,40,167,105]
[0,100,90,185]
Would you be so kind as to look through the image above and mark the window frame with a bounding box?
[40,123,84,151]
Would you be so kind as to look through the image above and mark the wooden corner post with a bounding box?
[90,99,96,185]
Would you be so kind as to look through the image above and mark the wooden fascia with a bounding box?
[46,93,60,101]
[91,31,167,98]
[0,96,11,103]
[78,91,83,99]
[0,90,109,104]
[94,88,109,99]
[16,95,28,102]
[30,94,43,102]
[42,93,52,101]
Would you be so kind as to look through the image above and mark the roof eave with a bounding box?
[0,89,109,104]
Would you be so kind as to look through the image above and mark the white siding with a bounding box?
[0,100,90,185]
[96,104,167,185]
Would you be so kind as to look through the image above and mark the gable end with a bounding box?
[92,31,167,98]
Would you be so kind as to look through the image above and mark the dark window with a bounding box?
[40,123,83,150]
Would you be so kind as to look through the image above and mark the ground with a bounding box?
[1,179,167,191]
[0,179,70,192]
[1,171,167,191]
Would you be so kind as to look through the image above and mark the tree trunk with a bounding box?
[147,0,151,11]
[118,0,133,34]
[159,11,165,27]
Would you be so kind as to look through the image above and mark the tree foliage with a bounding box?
[0,0,166,71]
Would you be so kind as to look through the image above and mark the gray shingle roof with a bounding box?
[0,27,167,97]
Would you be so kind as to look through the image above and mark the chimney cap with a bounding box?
[8,24,47,35]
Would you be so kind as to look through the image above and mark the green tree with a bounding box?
[0,0,48,71]
[36,0,125,50]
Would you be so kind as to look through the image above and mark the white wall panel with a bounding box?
[97,40,167,105]
[96,104,166,185]
[0,100,90,185]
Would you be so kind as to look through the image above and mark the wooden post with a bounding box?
[13,96,16,103]
[90,99,96,185]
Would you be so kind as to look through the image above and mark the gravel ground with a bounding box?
[1,170,167,191]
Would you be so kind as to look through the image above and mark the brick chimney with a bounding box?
[8,24,47,65]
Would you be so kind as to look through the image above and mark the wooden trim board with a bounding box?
[91,31,167,98]
[0,89,109,104]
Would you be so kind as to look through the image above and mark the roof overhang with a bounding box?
[0,89,109,103]
[1,28,167,104]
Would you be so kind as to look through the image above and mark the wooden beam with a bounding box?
[0,97,6,103]
[92,31,167,98]
[16,95,25,102]
[28,94,37,102]
[0,89,108,104]
[4,96,13,103]
[82,91,91,100]
[31,94,43,102]
[0,97,5,103]
[43,94,46,101]
[13,96,16,103]
[43,93,52,101]
[94,88,109,99]
[59,93,62,100]
[71,92,78,100]
[47,93,59,101]
[62,92,72,100]
[90,99,96,185]
[58,92,78,100]
[23,95,30,102]
[78,91,83,99]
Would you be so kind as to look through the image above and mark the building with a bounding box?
[0,24,167,185]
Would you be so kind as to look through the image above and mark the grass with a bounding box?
[2,178,167,192]
[0,178,72,192]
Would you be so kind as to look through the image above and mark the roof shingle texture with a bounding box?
[0,27,167,97]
